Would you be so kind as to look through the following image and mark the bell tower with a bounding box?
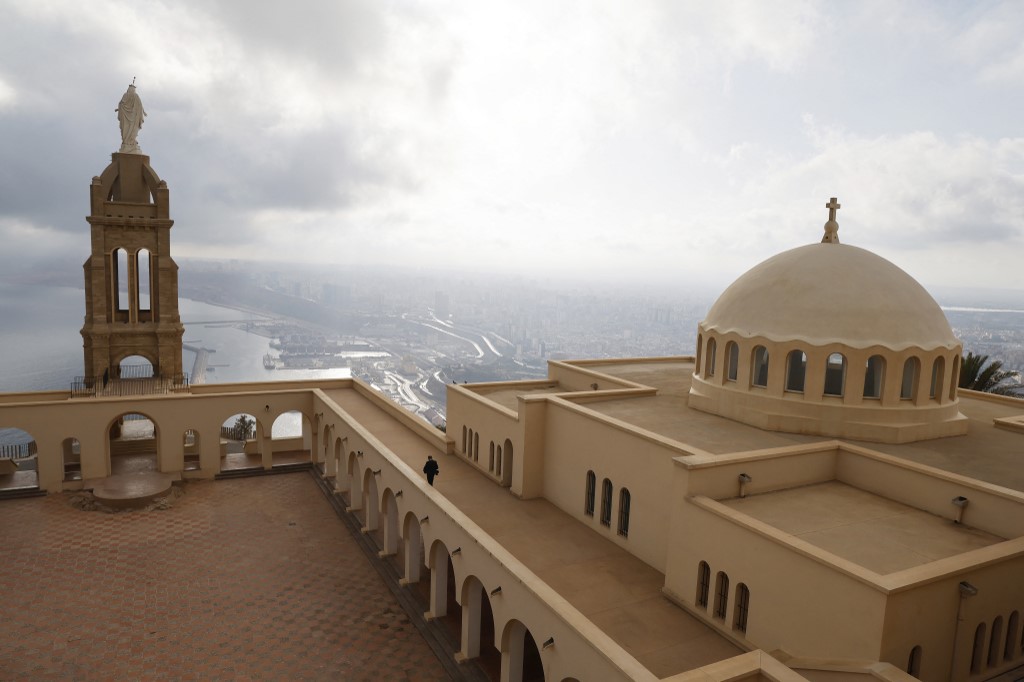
[80,85,184,381]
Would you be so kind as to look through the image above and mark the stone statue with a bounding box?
[116,84,147,153]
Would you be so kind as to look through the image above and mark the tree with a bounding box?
[958,352,1023,397]
[232,414,256,440]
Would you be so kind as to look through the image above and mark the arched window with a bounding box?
[489,441,495,471]
[1003,610,1019,659]
[495,445,502,476]
[462,426,467,453]
[137,248,151,311]
[467,428,473,456]
[733,583,750,633]
[785,350,806,393]
[950,354,960,401]
[584,471,596,517]
[990,616,1004,668]
[864,355,885,399]
[971,622,986,674]
[930,356,945,400]
[600,478,613,526]
[713,572,729,619]
[1006,611,1020,662]
[824,353,846,396]
[473,432,479,461]
[725,342,739,382]
[751,346,769,388]
[901,357,919,400]
[706,338,717,378]
[617,488,630,537]
[907,645,922,678]
[114,247,129,312]
[696,562,711,608]
[695,334,703,374]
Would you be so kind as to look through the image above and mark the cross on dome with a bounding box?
[822,196,841,244]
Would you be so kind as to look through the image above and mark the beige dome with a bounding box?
[702,243,958,351]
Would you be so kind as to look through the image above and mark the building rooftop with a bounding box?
[718,480,1005,574]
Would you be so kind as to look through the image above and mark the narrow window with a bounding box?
[971,622,986,674]
[600,478,613,526]
[725,342,739,382]
[489,441,495,471]
[473,432,479,461]
[115,247,129,311]
[901,358,919,400]
[785,350,806,393]
[617,488,630,537]
[584,471,596,516]
[733,583,750,633]
[461,426,467,454]
[706,338,717,377]
[990,616,1004,668]
[950,354,960,401]
[696,561,710,608]
[137,248,151,310]
[1006,611,1019,662]
[467,428,473,456]
[713,572,729,619]
[751,346,769,388]
[495,445,502,476]
[695,334,703,374]
[930,357,945,400]
[864,355,885,399]
[824,353,846,396]
[907,645,922,678]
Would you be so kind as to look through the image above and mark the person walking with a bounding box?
[423,455,439,486]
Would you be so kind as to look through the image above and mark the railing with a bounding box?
[0,443,34,460]
[71,374,190,398]
[219,425,255,441]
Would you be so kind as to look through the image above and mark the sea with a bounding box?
[0,282,351,444]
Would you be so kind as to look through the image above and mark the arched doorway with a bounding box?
[333,438,346,492]
[182,429,200,471]
[402,511,424,587]
[221,413,261,472]
[270,410,311,467]
[461,576,501,679]
[108,412,158,475]
[62,437,82,481]
[362,468,379,532]
[0,427,39,491]
[118,354,154,379]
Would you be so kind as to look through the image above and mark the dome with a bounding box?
[702,243,958,352]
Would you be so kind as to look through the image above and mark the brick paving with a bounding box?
[0,473,452,681]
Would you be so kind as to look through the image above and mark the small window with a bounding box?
[706,338,717,378]
[584,471,596,516]
[989,616,1004,668]
[901,358,919,400]
[950,354,960,401]
[600,478,613,526]
[725,342,739,382]
[696,561,710,608]
[489,441,495,471]
[751,346,769,388]
[713,572,729,619]
[824,353,846,396]
[462,426,467,453]
[733,583,750,633]
[907,645,922,678]
[617,488,631,537]
[971,622,986,674]
[473,432,479,461]
[695,334,703,374]
[1005,611,1019,662]
[864,355,885,399]
[930,357,945,400]
[785,350,806,393]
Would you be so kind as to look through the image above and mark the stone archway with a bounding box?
[501,619,545,682]
[108,412,158,475]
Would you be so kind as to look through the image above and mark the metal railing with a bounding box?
[0,442,35,460]
[71,373,190,398]
[219,425,255,441]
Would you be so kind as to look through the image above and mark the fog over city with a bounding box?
[1,1,1024,291]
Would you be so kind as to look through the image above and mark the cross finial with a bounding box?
[822,197,841,244]
[826,197,841,221]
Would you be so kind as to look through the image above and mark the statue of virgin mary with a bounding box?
[116,84,147,153]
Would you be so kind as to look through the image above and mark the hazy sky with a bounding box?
[1,1,1023,291]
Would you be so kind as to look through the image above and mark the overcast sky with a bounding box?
[1,1,1023,291]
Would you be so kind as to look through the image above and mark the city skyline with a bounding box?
[1,1,1024,291]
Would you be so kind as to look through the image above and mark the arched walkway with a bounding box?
[182,429,200,471]
[62,437,82,481]
[501,619,545,682]
[108,412,158,475]
[332,438,347,492]
[269,410,312,467]
[380,488,400,559]
[459,576,501,678]
[501,439,514,487]
[362,468,380,532]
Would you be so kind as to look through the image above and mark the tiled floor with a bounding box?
[0,473,452,681]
